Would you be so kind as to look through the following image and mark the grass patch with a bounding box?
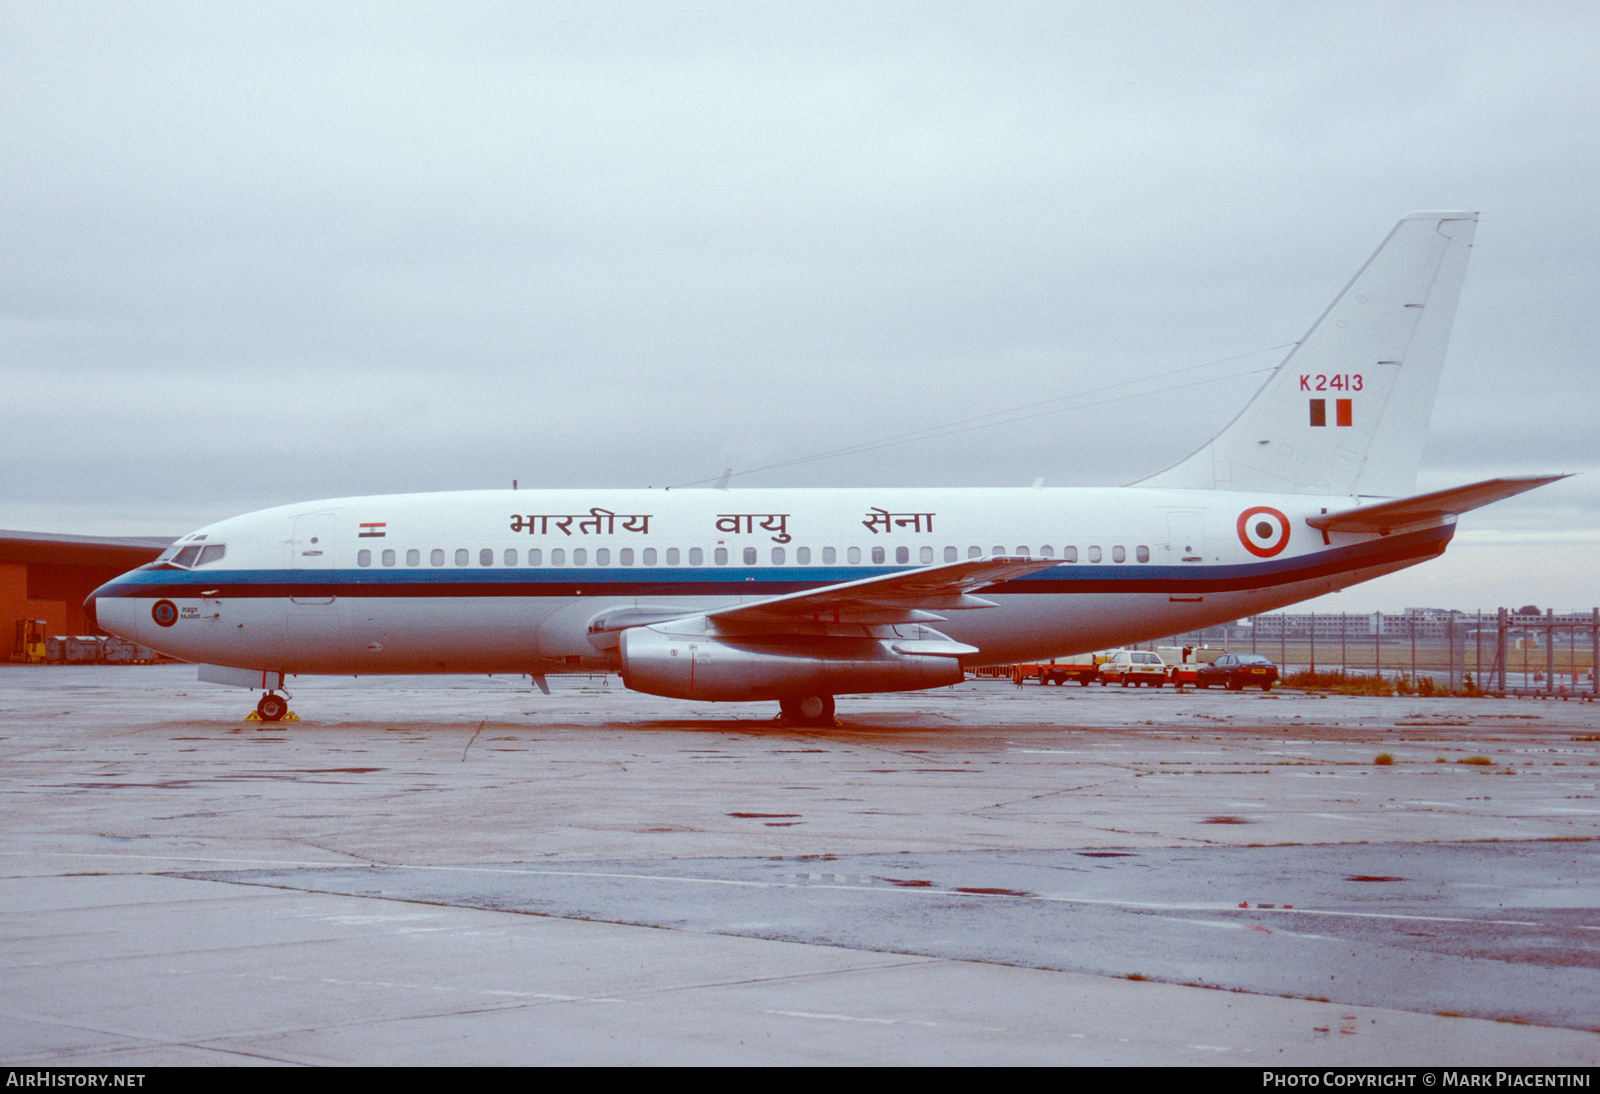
[1284,670,1489,697]
[1284,671,1393,695]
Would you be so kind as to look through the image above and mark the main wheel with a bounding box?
[257,693,288,722]
[780,695,835,727]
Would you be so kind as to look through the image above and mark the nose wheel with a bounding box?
[256,692,289,723]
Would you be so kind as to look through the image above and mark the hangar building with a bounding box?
[2,530,173,654]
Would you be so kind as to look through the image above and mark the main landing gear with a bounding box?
[255,692,289,723]
[779,695,836,727]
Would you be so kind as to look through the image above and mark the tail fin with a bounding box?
[1137,212,1478,497]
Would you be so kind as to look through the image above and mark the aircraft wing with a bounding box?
[707,556,1062,627]
[1306,475,1568,536]
[0,529,174,568]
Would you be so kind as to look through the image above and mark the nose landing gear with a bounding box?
[254,692,290,723]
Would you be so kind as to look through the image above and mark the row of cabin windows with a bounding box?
[355,544,1153,568]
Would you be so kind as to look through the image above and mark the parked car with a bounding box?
[1098,649,1168,687]
[1194,653,1279,691]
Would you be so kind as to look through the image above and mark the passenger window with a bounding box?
[382,549,396,567]
[480,548,494,566]
[772,547,785,564]
[1113,546,1126,563]
[504,548,518,566]
[920,546,933,564]
[1064,546,1078,562]
[642,548,656,565]
[573,548,587,566]
[595,548,609,565]
[822,547,836,564]
[689,548,703,566]
[944,546,957,562]
[528,548,541,565]
[358,549,372,567]
[455,548,469,566]
[551,548,565,565]
[897,546,910,564]
[796,546,810,564]
[407,549,421,566]
[1040,546,1054,558]
[431,549,445,566]
[992,546,1004,557]
[714,548,728,565]
[620,548,634,566]
[1088,546,1102,563]
[871,546,885,564]
[968,546,982,559]
[1015,547,1030,558]
[1136,545,1150,563]
[743,547,757,565]
[847,546,861,564]
[667,548,681,565]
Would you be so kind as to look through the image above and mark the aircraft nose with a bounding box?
[82,590,99,630]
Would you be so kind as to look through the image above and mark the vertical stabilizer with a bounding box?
[1136,212,1477,497]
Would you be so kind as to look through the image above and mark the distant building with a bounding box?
[2,530,172,643]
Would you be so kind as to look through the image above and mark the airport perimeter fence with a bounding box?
[1160,607,1599,698]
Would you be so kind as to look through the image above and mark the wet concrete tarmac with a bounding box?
[3,665,1599,1064]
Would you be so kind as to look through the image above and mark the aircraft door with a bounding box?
[291,513,338,570]
[1165,511,1207,564]
[287,511,344,663]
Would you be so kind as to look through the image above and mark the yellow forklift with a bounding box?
[11,619,48,663]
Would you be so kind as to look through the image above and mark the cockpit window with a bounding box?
[159,543,226,569]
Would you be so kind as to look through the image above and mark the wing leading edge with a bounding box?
[706,556,1064,627]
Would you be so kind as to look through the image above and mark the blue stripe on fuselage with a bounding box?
[90,525,1453,601]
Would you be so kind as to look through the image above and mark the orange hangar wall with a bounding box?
[1,531,173,649]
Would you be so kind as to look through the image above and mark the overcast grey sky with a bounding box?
[3,1,1596,611]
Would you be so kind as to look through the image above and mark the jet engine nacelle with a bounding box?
[618,623,966,702]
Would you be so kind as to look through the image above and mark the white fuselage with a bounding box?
[89,485,1451,685]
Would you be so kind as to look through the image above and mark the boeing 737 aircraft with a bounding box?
[86,212,1562,724]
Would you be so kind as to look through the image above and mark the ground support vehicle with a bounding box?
[1156,645,1226,686]
[1011,654,1102,686]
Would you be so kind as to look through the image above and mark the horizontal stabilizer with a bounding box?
[1307,475,1568,536]
[708,556,1060,627]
